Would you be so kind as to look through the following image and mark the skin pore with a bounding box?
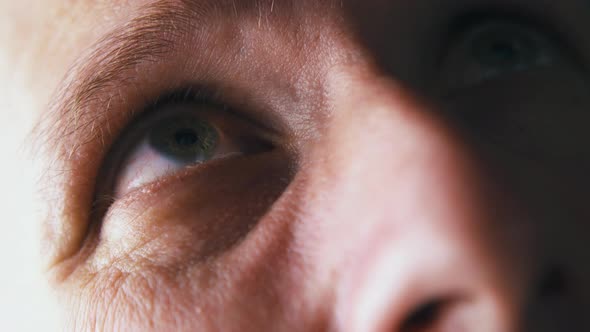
[1,0,590,330]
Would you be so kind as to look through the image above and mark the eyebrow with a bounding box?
[41,0,214,155]
[39,0,275,161]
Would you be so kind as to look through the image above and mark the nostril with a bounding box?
[524,266,588,331]
[400,298,451,332]
[537,266,569,299]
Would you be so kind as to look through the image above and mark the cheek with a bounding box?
[444,66,590,166]
[91,151,292,272]
[61,151,296,330]
[510,70,590,160]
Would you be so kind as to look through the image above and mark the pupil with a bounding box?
[489,40,516,61]
[174,129,198,147]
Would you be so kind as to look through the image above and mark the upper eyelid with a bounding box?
[144,87,285,136]
[106,88,284,169]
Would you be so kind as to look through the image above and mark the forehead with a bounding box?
[6,0,588,53]
[11,0,590,58]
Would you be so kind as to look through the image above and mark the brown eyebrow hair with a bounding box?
[40,0,210,158]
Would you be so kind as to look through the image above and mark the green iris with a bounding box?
[148,116,219,163]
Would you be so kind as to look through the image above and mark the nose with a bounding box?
[296,69,587,331]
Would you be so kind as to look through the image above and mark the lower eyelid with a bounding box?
[91,149,294,272]
[114,136,250,199]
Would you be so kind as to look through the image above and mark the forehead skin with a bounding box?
[1,0,590,330]
[3,1,138,106]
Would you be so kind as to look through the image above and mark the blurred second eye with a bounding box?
[113,101,274,198]
[438,18,559,94]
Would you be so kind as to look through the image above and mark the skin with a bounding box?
[1,0,590,330]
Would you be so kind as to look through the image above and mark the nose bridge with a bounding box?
[311,70,520,259]
[300,70,533,331]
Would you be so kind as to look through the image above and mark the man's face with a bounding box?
[3,0,590,330]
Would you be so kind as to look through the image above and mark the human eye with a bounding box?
[109,91,274,198]
[76,87,294,272]
[438,11,568,94]
[436,9,590,161]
